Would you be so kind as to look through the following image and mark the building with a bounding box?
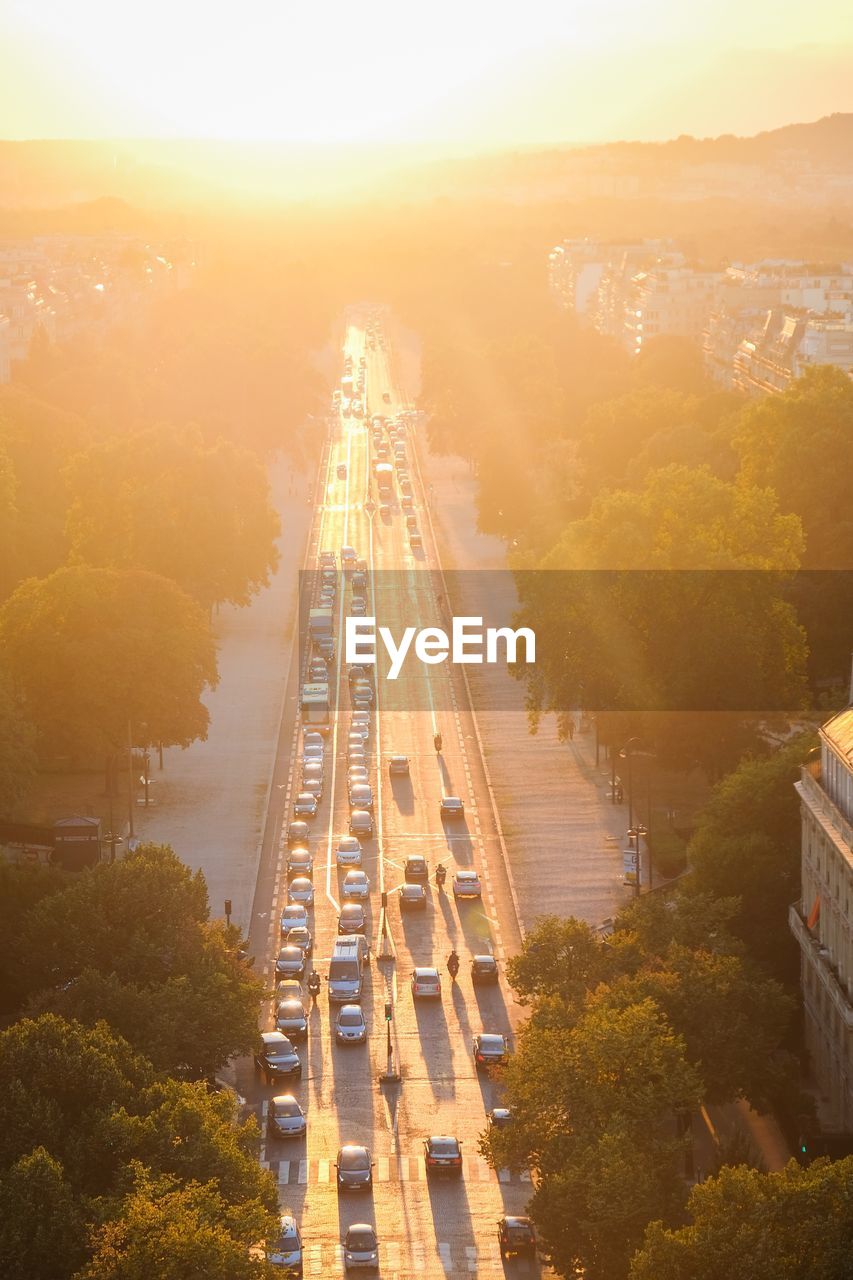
[733,310,853,396]
[0,314,10,383]
[622,264,722,355]
[548,238,674,322]
[790,703,853,1134]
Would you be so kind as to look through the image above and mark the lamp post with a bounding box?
[627,823,649,897]
[619,737,644,832]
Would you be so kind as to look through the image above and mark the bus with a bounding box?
[301,683,331,732]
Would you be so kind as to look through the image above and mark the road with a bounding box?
[237,310,544,1278]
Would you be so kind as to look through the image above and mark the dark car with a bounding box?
[424,1135,463,1176]
[471,954,500,985]
[399,883,427,912]
[275,997,308,1040]
[473,1033,509,1071]
[286,847,314,879]
[275,946,307,980]
[349,782,374,812]
[255,1031,301,1083]
[349,809,374,838]
[293,792,318,818]
[440,795,465,819]
[336,1144,374,1191]
[404,855,429,883]
[267,1093,307,1139]
[287,821,310,848]
[497,1215,536,1260]
[337,462,347,479]
[338,901,367,934]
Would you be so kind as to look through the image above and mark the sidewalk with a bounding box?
[421,448,629,931]
[136,454,311,932]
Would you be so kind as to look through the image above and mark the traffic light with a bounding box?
[384,1001,392,1023]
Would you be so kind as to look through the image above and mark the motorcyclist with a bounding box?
[307,971,321,1000]
[435,863,447,889]
[434,732,442,753]
[447,949,460,981]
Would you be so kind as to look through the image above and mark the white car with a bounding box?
[342,869,370,899]
[452,869,482,900]
[336,836,363,867]
[411,967,442,999]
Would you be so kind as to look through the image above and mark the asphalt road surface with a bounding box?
[239,311,545,1278]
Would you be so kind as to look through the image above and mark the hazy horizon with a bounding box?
[4,1,853,150]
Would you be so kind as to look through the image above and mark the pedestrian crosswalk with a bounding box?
[264,1154,532,1186]
[292,1238,540,1276]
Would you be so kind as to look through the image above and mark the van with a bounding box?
[328,935,369,1002]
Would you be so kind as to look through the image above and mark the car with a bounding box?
[338,901,367,934]
[280,904,309,934]
[347,765,370,786]
[302,758,324,782]
[351,684,374,708]
[318,551,336,568]
[255,1031,301,1082]
[267,1213,303,1274]
[302,742,324,762]
[315,636,334,660]
[318,591,335,610]
[452,868,482,900]
[497,1215,536,1260]
[401,494,413,511]
[404,855,428,883]
[347,747,367,769]
[336,836,362,867]
[440,795,465,819]
[471,954,500,984]
[473,1033,509,1070]
[275,946,307,979]
[342,869,370,899]
[347,664,371,686]
[405,514,417,531]
[400,479,413,497]
[293,792,318,818]
[349,783,374,812]
[303,729,324,749]
[267,1094,307,1140]
[424,1135,463,1176]
[379,503,391,520]
[349,723,369,742]
[275,997,308,1040]
[340,546,358,568]
[285,925,312,955]
[411,967,441,999]
[487,1107,513,1132]
[351,571,367,592]
[286,848,314,879]
[334,1005,368,1045]
[275,978,304,1003]
[337,462,348,479]
[287,820,310,848]
[308,661,328,682]
[300,775,323,798]
[287,876,314,905]
[335,1143,373,1189]
[388,754,410,776]
[409,531,422,549]
[382,391,391,403]
[343,1223,379,1270]
[352,708,371,726]
[399,882,427,911]
[350,597,366,617]
[349,809,373,838]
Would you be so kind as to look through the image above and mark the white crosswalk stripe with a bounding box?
[272,1154,530,1186]
[286,1238,540,1276]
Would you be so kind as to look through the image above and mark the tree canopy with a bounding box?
[0,566,218,761]
[65,425,280,609]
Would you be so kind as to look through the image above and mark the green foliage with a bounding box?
[734,364,853,569]
[0,662,38,819]
[75,1168,277,1280]
[0,1147,89,1280]
[0,566,218,760]
[686,735,814,983]
[0,859,64,1014]
[630,1157,853,1280]
[64,425,281,610]
[506,915,609,1008]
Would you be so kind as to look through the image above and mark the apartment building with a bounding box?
[622,264,722,354]
[790,705,853,1134]
[732,309,853,396]
[547,238,675,324]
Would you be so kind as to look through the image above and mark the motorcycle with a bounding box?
[447,951,460,981]
[307,972,321,1000]
[434,733,443,753]
[435,864,447,889]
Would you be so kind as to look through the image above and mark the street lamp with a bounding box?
[619,737,644,832]
[627,823,648,897]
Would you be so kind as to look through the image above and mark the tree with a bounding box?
[505,915,609,1009]
[0,860,63,1015]
[0,662,38,818]
[630,1158,853,1280]
[0,567,218,763]
[0,1148,89,1280]
[734,365,853,568]
[686,736,814,983]
[484,999,702,1280]
[64,426,281,610]
[76,1169,276,1280]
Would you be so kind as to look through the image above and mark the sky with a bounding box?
[2,0,853,148]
